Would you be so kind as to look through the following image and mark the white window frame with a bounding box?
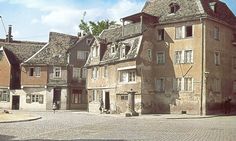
[157,29,164,41]
[214,51,221,66]
[119,70,136,83]
[175,51,182,64]
[173,77,182,91]
[157,51,165,64]
[0,91,9,102]
[176,25,193,39]
[184,50,193,63]
[184,77,193,92]
[53,67,61,78]
[31,94,39,103]
[111,44,117,54]
[120,46,126,59]
[104,66,108,78]
[35,67,41,77]
[92,67,99,79]
[82,68,87,79]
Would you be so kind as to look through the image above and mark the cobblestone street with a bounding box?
[0,111,236,141]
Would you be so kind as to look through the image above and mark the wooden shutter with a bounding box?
[6,93,10,102]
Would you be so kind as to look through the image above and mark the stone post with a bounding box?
[125,89,139,117]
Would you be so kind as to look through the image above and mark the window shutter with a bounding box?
[0,92,2,101]
[39,95,44,104]
[26,94,31,103]
[7,93,10,102]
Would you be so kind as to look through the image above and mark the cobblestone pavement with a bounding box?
[0,111,236,141]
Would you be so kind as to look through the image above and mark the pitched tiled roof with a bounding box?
[24,32,79,65]
[99,26,122,43]
[68,34,94,50]
[0,39,46,64]
[142,0,236,25]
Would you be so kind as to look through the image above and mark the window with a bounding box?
[92,67,99,79]
[111,44,117,54]
[77,51,89,60]
[147,49,152,61]
[73,68,81,79]
[184,77,193,91]
[53,67,61,78]
[92,46,99,57]
[233,57,236,69]
[0,91,10,102]
[176,26,193,39]
[213,27,219,40]
[173,78,182,91]
[119,70,136,83]
[184,50,193,63]
[86,39,92,45]
[82,68,87,79]
[157,52,165,64]
[72,90,82,104]
[29,67,40,77]
[233,81,236,93]
[92,90,97,101]
[29,68,34,76]
[213,78,221,92]
[156,78,165,92]
[120,45,130,59]
[31,94,39,103]
[175,51,182,64]
[214,52,220,66]
[121,95,128,100]
[35,67,40,77]
[104,66,108,78]
[157,29,164,41]
[169,3,179,13]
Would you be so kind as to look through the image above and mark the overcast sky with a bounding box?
[0,0,235,42]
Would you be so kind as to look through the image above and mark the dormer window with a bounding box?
[111,43,117,54]
[120,44,131,59]
[86,39,92,45]
[209,2,217,13]
[169,3,179,14]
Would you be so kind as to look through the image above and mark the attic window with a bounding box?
[120,45,131,59]
[111,43,117,54]
[169,3,179,14]
[86,39,92,45]
[209,2,217,13]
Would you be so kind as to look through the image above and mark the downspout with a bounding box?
[200,17,206,115]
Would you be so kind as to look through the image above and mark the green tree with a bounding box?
[79,20,117,36]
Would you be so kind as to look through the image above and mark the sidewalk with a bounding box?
[0,112,41,123]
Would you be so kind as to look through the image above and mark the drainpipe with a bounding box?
[200,17,206,116]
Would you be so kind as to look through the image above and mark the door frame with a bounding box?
[12,95,20,110]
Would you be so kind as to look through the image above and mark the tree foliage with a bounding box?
[79,20,117,36]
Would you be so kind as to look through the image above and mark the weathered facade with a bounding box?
[21,32,94,110]
[86,0,236,115]
[0,31,93,111]
[0,37,46,110]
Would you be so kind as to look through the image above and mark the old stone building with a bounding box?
[86,0,236,115]
[0,30,93,110]
[0,27,46,110]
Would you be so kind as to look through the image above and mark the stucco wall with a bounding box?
[0,53,11,88]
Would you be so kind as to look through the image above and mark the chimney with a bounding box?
[6,25,13,42]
